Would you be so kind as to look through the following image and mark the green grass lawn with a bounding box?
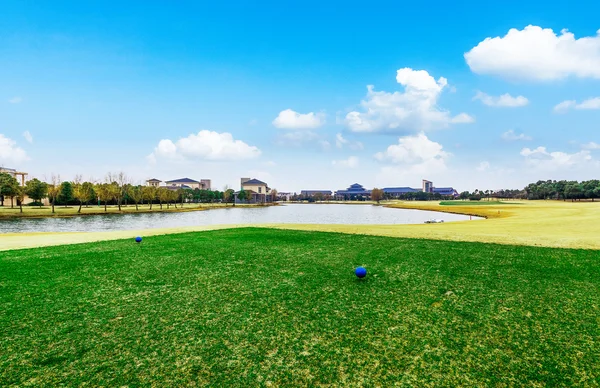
[1,229,598,386]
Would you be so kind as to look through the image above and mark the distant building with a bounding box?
[422,179,433,193]
[0,167,28,186]
[277,192,294,201]
[165,178,211,190]
[335,183,371,200]
[382,187,421,198]
[433,187,459,197]
[300,190,332,197]
[236,178,273,204]
[145,178,162,187]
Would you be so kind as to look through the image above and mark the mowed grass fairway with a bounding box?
[1,229,599,386]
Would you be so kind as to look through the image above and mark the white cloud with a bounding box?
[501,129,532,141]
[344,68,474,133]
[554,97,600,113]
[473,91,529,107]
[149,130,261,162]
[375,132,450,169]
[276,130,331,151]
[335,133,364,150]
[465,25,600,81]
[0,134,29,165]
[520,146,592,170]
[582,142,600,150]
[476,161,490,171]
[318,140,331,151]
[8,97,22,104]
[332,156,359,168]
[272,109,325,129]
[22,131,33,143]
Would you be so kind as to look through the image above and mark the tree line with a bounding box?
[0,172,240,213]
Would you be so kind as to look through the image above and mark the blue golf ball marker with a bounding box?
[135,236,142,243]
[355,266,367,278]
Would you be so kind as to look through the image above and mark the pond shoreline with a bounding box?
[0,203,278,220]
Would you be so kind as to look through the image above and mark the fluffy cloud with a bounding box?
[553,97,600,113]
[473,91,529,107]
[22,131,33,143]
[476,161,490,171]
[332,156,359,168]
[582,142,600,150]
[148,130,261,162]
[8,97,22,104]
[272,109,325,129]
[520,146,592,170]
[344,68,474,133]
[465,25,600,81]
[0,134,29,164]
[375,132,450,167]
[335,133,364,150]
[501,130,532,141]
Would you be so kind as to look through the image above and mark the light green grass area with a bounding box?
[1,228,598,386]
[439,200,516,206]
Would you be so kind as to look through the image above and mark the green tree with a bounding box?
[16,186,25,213]
[157,187,170,209]
[223,188,234,206]
[237,189,247,203]
[74,181,94,213]
[58,181,75,207]
[142,186,157,210]
[47,175,61,213]
[95,183,112,212]
[0,172,20,208]
[126,185,144,211]
[24,178,48,207]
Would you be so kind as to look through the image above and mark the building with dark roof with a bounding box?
[164,178,211,190]
[237,177,274,204]
[382,187,421,197]
[433,187,459,197]
[335,183,371,200]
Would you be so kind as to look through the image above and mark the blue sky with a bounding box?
[2,0,600,192]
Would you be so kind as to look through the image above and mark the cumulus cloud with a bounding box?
[520,146,592,170]
[272,109,325,129]
[476,161,490,171]
[374,132,449,174]
[465,25,600,81]
[148,130,261,162]
[344,68,474,133]
[553,97,600,113]
[8,97,22,104]
[0,134,29,164]
[335,133,364,150]
[332,156,359,168]
[22,131,33,143]
[473,91,529,107]
[502,129,532,141]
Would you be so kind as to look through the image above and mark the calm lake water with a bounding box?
[0,204,478,234]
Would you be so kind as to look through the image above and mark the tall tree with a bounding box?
[157,187,170,209]
[95,183,112,212]
[237,189,247,203]
[142,186,157,210]
[126,185,143,211]
[223,187,234,206]
[74,181,94,213]
[47,175,61,213]
[58,181,74,207]
[16,186,25,213]
[24,178,48,207]
[371,188,384,204]
[0,172,20,208]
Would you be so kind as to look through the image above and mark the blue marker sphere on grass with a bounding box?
[135,236,142,243]
[355,266,367,278]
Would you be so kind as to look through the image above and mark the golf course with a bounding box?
[0,200,599,385]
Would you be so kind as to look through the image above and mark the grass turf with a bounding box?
[1,228,599,386]
[439,200,517,206]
